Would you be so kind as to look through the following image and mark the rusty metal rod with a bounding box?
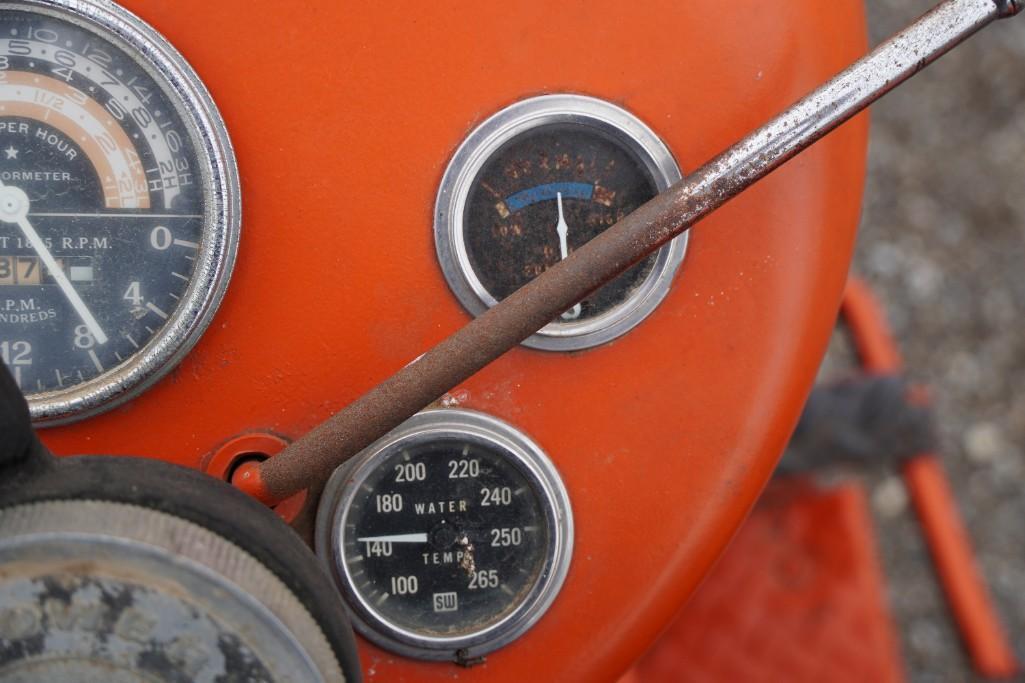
[245,0,1020,502]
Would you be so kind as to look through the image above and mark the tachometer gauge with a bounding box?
[435,94,684,351]
[316,409,573,662]
[0,0,239,424]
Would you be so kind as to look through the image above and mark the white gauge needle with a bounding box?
[0,182,108,345]
[357,533,429,544]
[555,192,582,320]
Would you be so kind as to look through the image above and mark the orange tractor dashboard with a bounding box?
[2,0,873,680]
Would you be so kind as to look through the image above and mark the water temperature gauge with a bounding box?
[316,409,573,661]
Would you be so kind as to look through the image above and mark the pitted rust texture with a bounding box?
[0,572,273,682]
[262,0,1013,501]
[0,501,346,681]
[457,533,476,578]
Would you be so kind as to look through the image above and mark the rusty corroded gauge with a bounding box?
[0,500,346,681]
[0,0,239,424]
[435,94,684,351]
[316,409,573,662]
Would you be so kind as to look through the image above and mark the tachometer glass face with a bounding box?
[0,2,237,422]
[464,124,658,321]
[341,438,548,638]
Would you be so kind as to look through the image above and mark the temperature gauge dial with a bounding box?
[316,409,573,662]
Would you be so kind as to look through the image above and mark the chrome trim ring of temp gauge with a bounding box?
[316,409,574,661]
[0,0,240,424]
[435,94,685,351]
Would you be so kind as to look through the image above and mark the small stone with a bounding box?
[869,242,903,276]
[947,352,981,391]
[963,422,1005,464]
[873,475,909,518]
[909,619,944,655]
[907,256,942,299]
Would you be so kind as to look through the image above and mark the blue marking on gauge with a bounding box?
[504,182,593,212]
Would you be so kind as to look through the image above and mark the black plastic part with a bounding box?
[0,364,37,469]
[779,374,936,473]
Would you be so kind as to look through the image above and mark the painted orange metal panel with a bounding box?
[627,481,905,683]
[38,2,869,680]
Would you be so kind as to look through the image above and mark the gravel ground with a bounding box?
[827,2,1025,680]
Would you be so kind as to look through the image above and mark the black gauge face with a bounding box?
[436,95,686,352]
[319,411,574,660]
[340,438,549,639]
[0,5,228,410]
[464,123,659,322]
